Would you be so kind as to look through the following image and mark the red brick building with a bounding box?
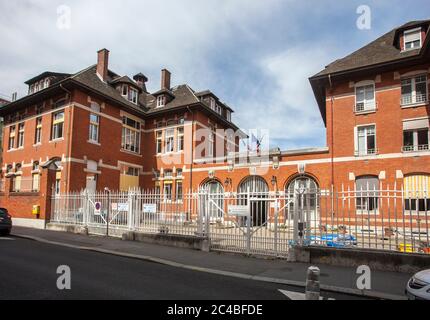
[1,20,430,229]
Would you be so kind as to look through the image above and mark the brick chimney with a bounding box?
[97,49,110,82]
[133,73,148,93]
[161,69,171,90]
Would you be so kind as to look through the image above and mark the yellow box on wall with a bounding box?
[32,205,40,215]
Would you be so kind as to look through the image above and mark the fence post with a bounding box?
[274,203,279,256]
[205,191,210,237]
[293,189,300,244]
[246,187,251,255]
[83,190,89,226]
[305,266,321,300]
[128,191,134,231]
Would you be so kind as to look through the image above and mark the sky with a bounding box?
[0,0,429,150]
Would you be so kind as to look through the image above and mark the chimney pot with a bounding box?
[161,69,171,90]
[97,49,110,82]
[134,73,148,93]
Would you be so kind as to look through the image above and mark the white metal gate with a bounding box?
[50,186,430,256]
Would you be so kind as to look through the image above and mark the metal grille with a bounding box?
[50,186,430,256]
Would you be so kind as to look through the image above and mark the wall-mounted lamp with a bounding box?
[271,176,277,187]
[224,178,232,186]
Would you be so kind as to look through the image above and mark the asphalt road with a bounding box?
[0,237,367,300]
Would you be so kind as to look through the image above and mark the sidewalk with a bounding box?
[11,226,411,299]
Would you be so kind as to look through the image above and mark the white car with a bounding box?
[406,269,430,300]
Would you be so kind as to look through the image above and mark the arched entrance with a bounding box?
[201,179,224,219]
[286,175,319,228]
[238,176,269,227]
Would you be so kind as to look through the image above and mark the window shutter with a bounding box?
[353,126,358,154]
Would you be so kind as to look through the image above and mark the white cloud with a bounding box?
[0,0,283,96]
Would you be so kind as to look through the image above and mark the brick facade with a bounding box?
[1,20,430,227]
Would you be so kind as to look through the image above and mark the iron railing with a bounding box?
[50,187,430,256]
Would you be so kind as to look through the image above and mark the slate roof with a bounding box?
[310,19,430,125]
[313,20,430,78]
[0,64,237,128]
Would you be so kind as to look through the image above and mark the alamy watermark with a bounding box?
[356,5,371,30]
[57,5,72,30]
[56,265,71,290]
[356,265,371,290]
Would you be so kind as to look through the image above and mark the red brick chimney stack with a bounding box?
[161,69,171,90]
[97,49,110,82]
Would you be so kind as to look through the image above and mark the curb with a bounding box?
[13,233,407,300]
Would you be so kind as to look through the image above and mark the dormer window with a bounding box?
[210,97,216,110]
[121,85,128,97]
[226,110,231,121]
[157,95,166,108]
[404,28,422,50]
[120,85,139,104]
[128,88,138,104]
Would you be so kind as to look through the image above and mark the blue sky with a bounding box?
[0,0,429,150]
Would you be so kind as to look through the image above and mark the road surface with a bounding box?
[0,237,367,300]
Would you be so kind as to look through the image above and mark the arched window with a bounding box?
[404,174,430,212]
[238,176,269,194]
[238,176,269,227]
[285,175,319,222]
[355,176,379,212]
[201,180,224,219]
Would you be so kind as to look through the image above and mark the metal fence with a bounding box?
[50,186,430,257]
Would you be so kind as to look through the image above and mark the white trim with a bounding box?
[402,27,422,52]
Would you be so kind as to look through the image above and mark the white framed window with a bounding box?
[8,125,16,150]
[122,85,128,97]
[52,111,64,140]
[89,113,100,143]
[164,170,173,178]
[355,125,376,156]
[401,75,428,106]
[177,127,184,152]
[226,110,231,121]
[176,180,183,202]
[208,132,214,157]
[17,123,25,148]
[156,95,166,108]
[12,175,22,192]
[164,182,172,201]
[156,130,163,154]
[165,128,174,153]
[128,87,138,104]
[404,28,422,51]
[210,97,215,110]
[32,173,40,192]
[125,166,139,177]
[35,117,42,144]
[176,169,183,177]
[403,128,429,152]
[355,83,376,112]
[121,116,141,154]
[356,176,379,212]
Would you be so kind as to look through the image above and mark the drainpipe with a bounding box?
[328,74,335,218]
[60,84,73,193]
[187,106,195,193]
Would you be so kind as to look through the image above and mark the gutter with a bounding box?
[59,84,73,194]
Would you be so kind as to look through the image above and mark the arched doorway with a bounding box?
[238,176,269,227]
[286,175,319,227]
[201,179,224,220]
